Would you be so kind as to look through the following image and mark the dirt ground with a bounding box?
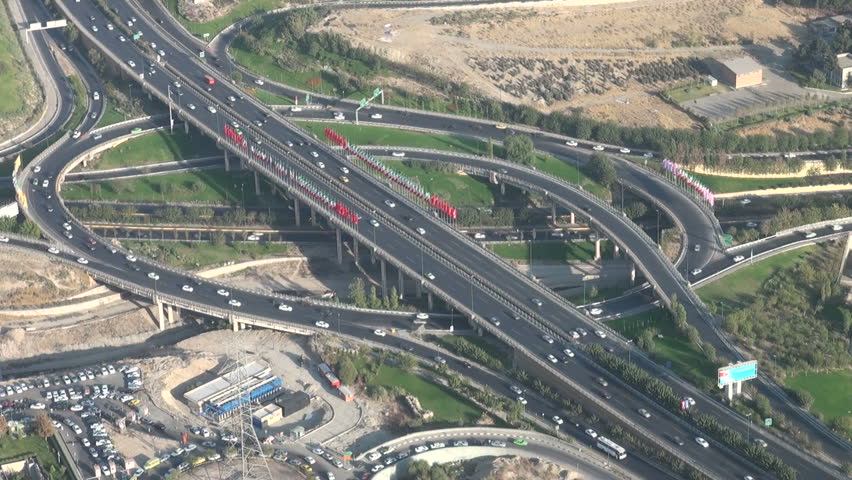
[0,309,159,361]
[737,110,851,137]
[0,248,92,308]
[319,0,810,128]
[471,456,577,480]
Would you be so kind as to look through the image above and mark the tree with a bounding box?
[503,134,535,166]
[0,415,7,437]
[349,277,367,307]
[338,358,358,384]
[35,412,54,439]
[388,287,400,310]
[211,231,225,246]
[17,219,41,239]
[584,153,617,187]
[232,71,243,84]
[368,285,382,309]
[487,137,494,158]
[398,353,417,371]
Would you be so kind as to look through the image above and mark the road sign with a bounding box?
[132,33,141,40]
[723,234,733,245]
[718,360,758,388]
[373,87,381,97]
[764,418,772,426]
[306,93,311,103]
[360,98,367,108]
[203,33,210,39]
[199,51,205,58]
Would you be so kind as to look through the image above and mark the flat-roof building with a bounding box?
[274,391,311,417]
[831,53,852,89]
[252,404,283,429]
[183,361,282,420]
[718,57,763,89]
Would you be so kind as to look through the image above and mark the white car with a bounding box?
[315,321,330,329]
[562,348,574,358]
[546,354,558,364]
[0,236,8,243]
[147,272,160,280]
[127,60,135,68]
[291,107,303,112]
[373,329,387,337]
[369,219,380,228]
[831,224,843,231]
[228,299,241,307]
[568,330,580,339]
[311,151,320,158]
[541,335,554,344]
[254,78,265,85]
[695,437,709,448]
[416,313,429,321]
[76,257,89,265]
[517,396,527,405]
[488,316,501,327]
[594,330,606,339]
[278,304,293,312]
[585,428,598,438]
[30,402,46,410]
[315,161,325,169]
[565,140,578,146]
[384,200,396,208]
[125,254,137,262]
[33,166,41,173]
[589,308,603,316]
[181,285,194,293]
[551,415,563,425]
[733,255,745,262]
[370,113,383,119]
[91,25,98,32]
[691,268,703,276]
[217,289,230,297]
[576,328,587,338]
[157,49,165,57]
[247,235,260,241]
[804,231,817,239]
[340,166,350,174]
[70,404,84,412]
[118,35,126,42]
[391,152,405,157]
[643,152,654,158]
[638,408,651,418]
[473,232,486,239]
[208,106,217,113]
[187,103,196,110]
[366,452,381,462]
[619,147,631,154]
[509,385,523,395]
[740,198,752,205]
[592,145,605,151]
[72,130,81,139]
[416,227,426,235]
[425,272,435,280]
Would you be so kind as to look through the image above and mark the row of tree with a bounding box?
[69,205,283,227]
[0,217,41,238]
[347,277,405,311]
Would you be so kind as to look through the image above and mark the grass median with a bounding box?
[386,160,495,207]
[121,240,294,270]
[785,370,852,422]
[490,240,612,263]
[0,436,74,480]
[88,130,221,171]
[296,121,490,155]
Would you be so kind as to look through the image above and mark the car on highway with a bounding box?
[596,377,608,387]
[311,151,320,158]
[512,438,528,446]
[562,348,574,358]
[516,396,527,405]
[473,232,486,239]
[217,289,230,297]
[369,219,380,228]
[643,152,654,158]
[745,222,758,228]
[47,246,59,254]
[391,152,405,157]
[753,438,768,448]
[592,145,605,151]
[373,329,387,337]
[575,327,588,337]
[585,428,598,438]
[416,227,426,235]
[619,148,631,154]
[227,95,237,103]
[565,140,578,146]
[740,198,751,205]
[228,299,241,307]
[594,330,606,338]
[803,231,817,238]
[589,308,603,316]
[181,285,194,293]
[546,354,558,364]
[672,435,685,446]
[425,272,436,280]
[370,113,383,120]
[733,255,745,262]
[531,297,543,307]
[695,437,710,448]
[315,321,329,329]
[278,303,293,312]
[494,124,507,130]
[72,130,81,139]
[541,334,554,344]
[832,224,843,231]
[127,60,135,68]
[147,272,160,280]
[638,408,651,418]
[254,78,264,86]
[384,200,396,208]
[207,106,217,113]
[551,415,563,425]
[118,35,126,42]
[339,176,349,183]
[76,257,89,265]
[488,316,501,327]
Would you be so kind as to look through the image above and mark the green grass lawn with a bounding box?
[0,2,37,117]
[697,245,816,316]
[253,89,295,105]
[439,335,512,370]
[565,286,626,305]
[490,240,612,263]
[369,365,482,424]
[606,308,717,388]
[165,0,287,37]
[0,435,73,480]
[665,83,728,103]
[785,370,852,421]
[296,121,490,155]
[386,160,495,206]
[688,171,827,194]
[121,240,293,269]
[531,154,610,199]
[91,131,220,170]
[96,101,127,128]
[62,169,260,205]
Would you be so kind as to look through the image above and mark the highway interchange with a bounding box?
[3,0,851,478]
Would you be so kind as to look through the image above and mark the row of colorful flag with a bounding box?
[324,128,459,220]
[222,125,359,225]
[661,159,715,207]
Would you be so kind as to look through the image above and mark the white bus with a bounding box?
[596,436,627,460]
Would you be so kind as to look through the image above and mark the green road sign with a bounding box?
[764,418,772,426]
[132,33,141,40]
[722,234,733,246]
[360,98,367,108]
[373,87,381,97]
[306,94,311,103]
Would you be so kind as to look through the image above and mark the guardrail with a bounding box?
[776,216,852,236]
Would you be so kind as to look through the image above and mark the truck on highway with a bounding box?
[204,75,215,86]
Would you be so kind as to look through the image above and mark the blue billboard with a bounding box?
[718,361,758,388]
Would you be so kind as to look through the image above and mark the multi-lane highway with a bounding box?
[11,0,849,478]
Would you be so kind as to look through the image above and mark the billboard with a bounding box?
[718,360,757,388]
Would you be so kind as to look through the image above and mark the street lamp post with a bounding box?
[746,412,752,443]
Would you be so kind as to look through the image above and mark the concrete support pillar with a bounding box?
[310,208,317,226]
[727,382,734,401]
[82,155,88,168]
[594,239,602,261]
[231,314,239,332]
[570,211,575,224]
[630,262,637,286]
[224,150,230,171]
[254,171,261,195]
[294,198,301,226]
[371,248,376,264]
[166,305,175,325]
[736,381,743,395]
[500,183,506,195]
[614,244,620,258]
[415,281,422,298]
[397,269,404,298]
[336,229,343,265]
[155,299,165,331]
[427,292,434,310]
[184,121,189,135]
[551,203,557,224]
[380,259,388,298]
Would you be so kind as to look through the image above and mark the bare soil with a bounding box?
[320,0,809,128]
[736,110,851,137]
[470,456,577,480]
[0,249,92,308]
